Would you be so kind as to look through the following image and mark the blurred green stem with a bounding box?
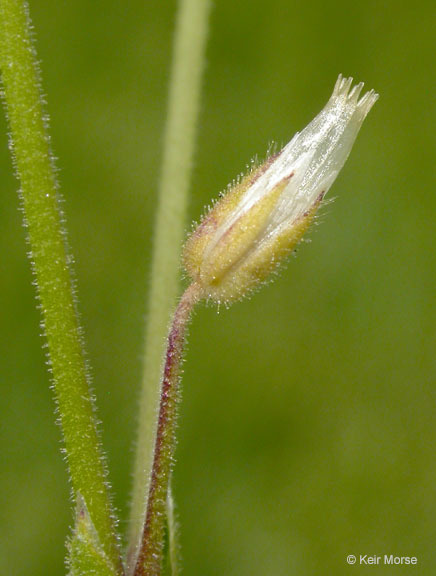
[129,0,211,568]
[133,284,201,576]
[166,487,180,576]
[0,0,122,571]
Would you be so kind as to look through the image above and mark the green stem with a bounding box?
[128,0,211,565]
[133,283,201,576]
[166,486,180,576]
[0,1,122,571]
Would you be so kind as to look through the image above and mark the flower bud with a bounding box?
[184,75,378,303]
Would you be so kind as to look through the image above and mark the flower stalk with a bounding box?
[133,283,201,576]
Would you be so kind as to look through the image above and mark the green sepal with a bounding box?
[67,494,120,576]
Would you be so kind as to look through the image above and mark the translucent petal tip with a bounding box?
[333,74,379,113]
[357,88,379,115]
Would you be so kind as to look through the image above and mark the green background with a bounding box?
[1,1,435,574]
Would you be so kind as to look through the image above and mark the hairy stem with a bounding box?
[0,1,122,570]
[129,0,211,565]
[133,283,200,576]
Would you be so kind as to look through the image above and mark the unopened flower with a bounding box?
[184,75,378,303]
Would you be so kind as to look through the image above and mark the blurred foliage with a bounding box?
[1,1,435,574]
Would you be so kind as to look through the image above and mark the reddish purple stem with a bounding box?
[133,283,200,576]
